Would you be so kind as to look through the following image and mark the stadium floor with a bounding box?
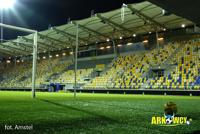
[0,91,199,134]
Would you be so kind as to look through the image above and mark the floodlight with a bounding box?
[100,47,105,50]
[127,43,132,46]
[0,0,16,9]
[143,40,148,43]
[6,60,11,63]
[181,24,186,28]
[158,37,164,41]
[106,46,111,49]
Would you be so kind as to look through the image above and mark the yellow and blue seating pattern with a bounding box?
[0,40,199,90]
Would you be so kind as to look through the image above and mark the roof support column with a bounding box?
[112,39,117,58]
[32,32,38,98]
[74,24,79,98]
[156,30,159,49]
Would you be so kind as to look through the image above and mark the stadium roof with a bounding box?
[0,1,194,57]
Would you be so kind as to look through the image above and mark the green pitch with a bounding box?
[0,91,199,134]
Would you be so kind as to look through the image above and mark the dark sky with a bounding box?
[3,0,143,40]
[2,0,200,40]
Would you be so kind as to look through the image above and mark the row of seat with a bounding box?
[84,41,199,89]
[149,42,200,89]
[54,68,93,84]
[0,40,199,90]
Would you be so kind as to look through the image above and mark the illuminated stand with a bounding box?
[0,23,38,98]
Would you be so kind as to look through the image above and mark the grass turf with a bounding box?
[0,91,199,134]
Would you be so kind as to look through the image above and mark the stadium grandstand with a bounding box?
[0,1,199,95]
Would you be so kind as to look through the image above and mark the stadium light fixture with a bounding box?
[158,37,164,41]
[0,0,16,9]
[143,40,148,43]
[6,60,11,63]
[127,43,132,46]
[100,47,104,50]
[181,24,185,28]
[106,46,111,49]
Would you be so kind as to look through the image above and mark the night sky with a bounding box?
[3,0,199,40]
[2,0,143,40]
